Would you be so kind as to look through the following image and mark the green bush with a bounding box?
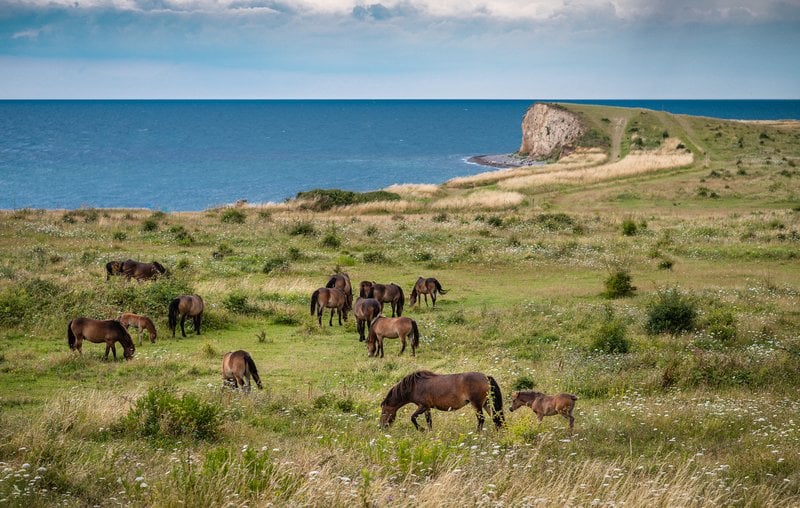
[645,287,697,335]
[486,216,503,228]
[602,268,636,298]
[105,275,194,318]
[534,213,575,231]
[289,222,316,237]
[321,233,341,249]
[621,218,638,236]
[116,387,222,441]
[699,307,737,344]
[590,310,629,354]
[169,225,195,245]
[175,258,191,270]
[262,256,289,274]
[141,219,159,232]
[223,292,254,314]
[220,209,246,224]
[432,212,449,223]
[112,231,127,241]
[362,251,389,264]
[512,375,536,391]
[365,225,379,237]
[295,188,400,211]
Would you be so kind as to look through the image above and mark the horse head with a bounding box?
[379,402,398,428]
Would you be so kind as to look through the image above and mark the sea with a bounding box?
[1,99,798,211]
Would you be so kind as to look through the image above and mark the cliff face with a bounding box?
[518,103,585,159]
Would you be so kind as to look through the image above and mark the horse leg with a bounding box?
[424,294,429,307]
[473,400,486,431]
[137,327,143,346]
[329,308,334,327]
[425,409,433,430]
[399,335,406,355]
[180,315,187,337]
[431,293,436,308]
[104,343,111,361]
[194,314,202,335]
[410,405,429,431]
[379,338,384,358]
[337,308,342,326]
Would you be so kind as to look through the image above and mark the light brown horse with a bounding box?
[361,281,405,317]
[222,350,263,393]
[168,295,204,338]
[380,370,504,431]
[367,316,419,358]
[310,287,349,326]
[410,276,448,308]
[510,390,578,432]
[117,312,158,345]
[105,260,124,280]
[122,259,168,281]
[326,272,353,309]
[353,297,381,342]
[67,317,135,361]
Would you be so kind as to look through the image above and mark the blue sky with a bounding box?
[1,0,798,98]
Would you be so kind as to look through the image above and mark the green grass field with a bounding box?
[1,104,799,506]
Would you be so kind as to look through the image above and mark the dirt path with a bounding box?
[610,117,626,161]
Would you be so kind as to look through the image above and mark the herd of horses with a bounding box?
[68,259,578,432]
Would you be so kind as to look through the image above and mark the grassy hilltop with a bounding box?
[1,103,799,506]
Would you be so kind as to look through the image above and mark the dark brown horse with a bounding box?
[361,281,405,317]
[325,272,353,309]
[410,277,448,308]
[117,312,158,345]
[310,287,349,326]
[510,390,578,432]
[380,370,504,431]
[168,295,204,337]
[122,259,168,281]
[67,317,135,361]
[353,297,381,342]
[367,316,419,358]
[222,350,263,393]
[105,260,124,280]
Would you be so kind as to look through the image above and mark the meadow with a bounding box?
[1,104,799,506]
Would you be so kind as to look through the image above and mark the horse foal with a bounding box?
[510,390,578,431]
[118,312,157,345]
[222,350,263,393]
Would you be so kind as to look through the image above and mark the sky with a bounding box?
[1,0,799,99]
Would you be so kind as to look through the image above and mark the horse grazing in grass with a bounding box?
[105,260,124,280]
[222,350,263,392]
[68,318,135,361]
[353,297,381,342]
[122,259,168,281]
[410,277,448,308]
[367,316,419,358]
[310,287,349,327]
[510,390,578,432]
[361,281,404,317]
[168,295,204,337]
[117,312,158,345]
[380,370,504,431]
[326,272,353,309]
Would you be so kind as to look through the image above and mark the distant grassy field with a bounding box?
[1,104,799,506]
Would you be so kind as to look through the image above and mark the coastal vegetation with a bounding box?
[0,104,799,506]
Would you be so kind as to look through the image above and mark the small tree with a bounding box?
[645,287,697,336]
[603,268,636,298]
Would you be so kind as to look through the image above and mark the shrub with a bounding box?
[621,218,637,236]
[289,222,316,236]
[535,213,575,231]
[657,258,674,270]
[432,212,448,223]
[512,376,536,391]
[412,251,433,262]
[590,309,629,354]
[215,243,234,258]
[223,292,253,314]
[295,188,401,211]
[170,225,195,245]
[175,258,191,270]
[220,209,246,224]
[106,275,194,318]
[142,219,159,232]
[699,307,737,344]
[262,256,289,274]
[287,247,304,261]
[112,231,127,241]
[362,251,389,264]
[486,215,503,228]
[335,254,356,266]
[602,268,636,298]
[116,387,222,441]
[321,233,341,249]
[645,287,697,335]
[365,225,379,237]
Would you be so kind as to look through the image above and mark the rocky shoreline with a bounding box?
[466,153,545,169]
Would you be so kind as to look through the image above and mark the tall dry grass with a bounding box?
[432,191,526,210]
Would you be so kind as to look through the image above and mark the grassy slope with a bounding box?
[1,105,799,506]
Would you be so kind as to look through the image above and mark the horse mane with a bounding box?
[382,370,438,406]
[111,320,134,348]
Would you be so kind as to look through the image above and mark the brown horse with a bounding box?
[367,316,419,358]
[310,287,349,326]
[510,391,578,432]
[326,272,353,309]
[222,350,263,393]
[361,281,405,317]
[122,259,168,281]
[117,312,158,345]
[410,277,448,308]
[380,370,504,431]
[105,260,124,280]
[353,297,381,342]
[168,295,204,337]
[67,317,135,361]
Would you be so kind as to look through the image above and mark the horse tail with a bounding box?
[310,289,320,315]
[325,276,336,289]
[488,376,505,428]
[168,298,180,332]
[245,352,263,389]
[397,287,405,316]
[105,262,113,280]
[67,320,76,350]
[410,319,420,349]
[434,279,447,295]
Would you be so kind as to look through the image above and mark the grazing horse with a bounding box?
[367,316,419,358]
[122,259,168,281]
[222,350,263,393]
[310,287,349,327]
[325,273,353,310]
[105,260,124,280]
[168,295,204,338]
[410,277,448,308]
[510,391,578,432]
[353,297,382,342]
[67,317,135,361]
[380,370,504,431]
[117,312,158,345]
[361,281,405,317]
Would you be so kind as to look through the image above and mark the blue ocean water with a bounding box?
[1,100,798,211]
